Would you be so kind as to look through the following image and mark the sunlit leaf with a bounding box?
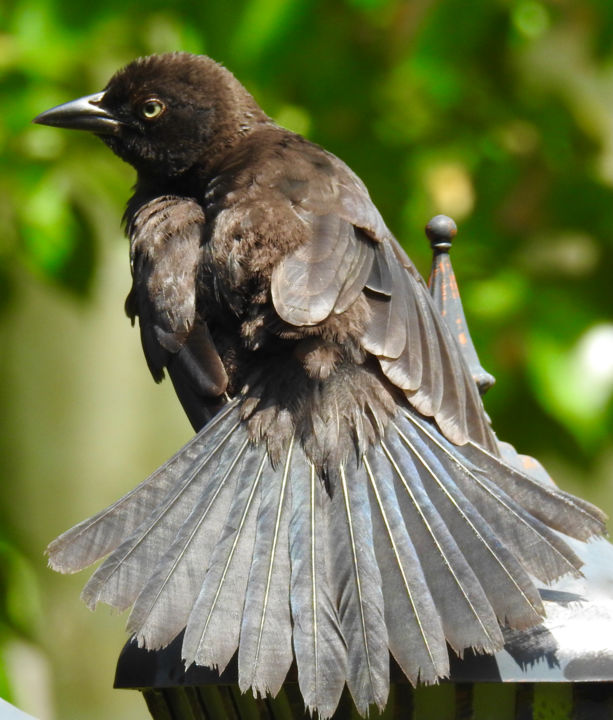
[527,328,613,449]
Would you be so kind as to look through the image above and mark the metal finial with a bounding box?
[425,214,457,251]
[426,216,496,395]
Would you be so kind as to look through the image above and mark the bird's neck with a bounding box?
[131,117,273,201]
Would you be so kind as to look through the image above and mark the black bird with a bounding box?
[34,53,606,718]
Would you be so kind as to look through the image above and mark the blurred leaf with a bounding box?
[527,325,613,449]
[0,542,41,638]
[231,0,307,62]
[19,172,96,294]
[466,271,528,321]
[512,1,550,40]
[0,649,15,705]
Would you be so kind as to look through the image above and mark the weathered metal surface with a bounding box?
[426,214,496,394]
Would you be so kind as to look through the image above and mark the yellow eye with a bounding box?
[139,99,165,120]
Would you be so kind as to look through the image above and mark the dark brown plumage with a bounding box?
[34,53,606,718]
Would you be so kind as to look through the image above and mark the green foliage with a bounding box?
[0,538,42,704]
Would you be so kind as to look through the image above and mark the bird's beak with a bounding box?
[33,91,121,135]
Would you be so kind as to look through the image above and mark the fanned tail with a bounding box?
[462,434,606,540]
[48,398,607,719]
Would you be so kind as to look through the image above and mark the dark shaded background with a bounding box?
[1,1,612,717]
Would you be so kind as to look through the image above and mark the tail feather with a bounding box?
[237,438,294,698]
[363,454,449,684]
[402,410,587,582]
[80,415,244,611]
[182,450,267,673]
[379,434,504,654]
[454,469,583,583]
[289,461,347,720]
[126,437,250,648]
[327,463,389,715]
[462,436,607,539]
[47,400,241,574]
[393,416,544,629]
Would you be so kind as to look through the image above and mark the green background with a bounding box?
[1,0,612,718]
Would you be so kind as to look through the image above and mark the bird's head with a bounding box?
[33,53,268,178]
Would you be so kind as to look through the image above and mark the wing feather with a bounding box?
[271,214,374,326]
[365,240,494,449]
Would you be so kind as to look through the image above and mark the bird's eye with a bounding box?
[139,99,166,120]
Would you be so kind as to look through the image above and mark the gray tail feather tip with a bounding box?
[47,400,607,717]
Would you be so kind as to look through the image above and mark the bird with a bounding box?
[34,53,607,718]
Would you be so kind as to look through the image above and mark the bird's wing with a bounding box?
[125,195,228,429]
[270,151,494,449]
[271,212,375,326]
[361,236,495,449]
